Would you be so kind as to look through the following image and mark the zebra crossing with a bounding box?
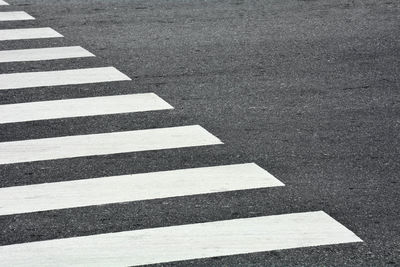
[0,1,362,266]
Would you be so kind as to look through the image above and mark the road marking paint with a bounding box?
[0,27,62,41]
[0,67,131,90]
[0,46,94,63]
[0,93,173,124]
[0,125,222,165]
[0,163,282,215]
[0,11,34,21]
[0,0,8,5]
[0,211,362,266]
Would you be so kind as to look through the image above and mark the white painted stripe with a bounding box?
[0,0,8,5]
[0,11,34,21]
[0,27,62,41]
[0,93,173,124]
[0,163,283,216]
[0,211,362,266]
[0,46,94,63]
[0,125,222,165]
[0,67,131,90]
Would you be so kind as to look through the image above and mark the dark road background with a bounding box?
[0,0,399,266]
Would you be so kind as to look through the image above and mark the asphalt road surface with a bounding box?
[0,0,399,266]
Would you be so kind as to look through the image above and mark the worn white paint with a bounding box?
[0,125,222,165]
[0,46,94,63]
[0,67,131,90]
[0,211,362,266]
[0,163,283,215]
[0,11,34,21]
[0,27,62,41]
[0,93,173,124]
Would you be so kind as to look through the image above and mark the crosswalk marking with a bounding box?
[0,125,222,165]
[0,163,283,216]
[0,4,363,265]
[0,11,35,21]
[0,67,131,90]
[0,211,362,267]
[0,46,94,63]
[0,27,62,41]
[0,0,8,5]
[0,93,173,124]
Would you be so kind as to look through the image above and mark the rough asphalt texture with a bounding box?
[0,0,399,266]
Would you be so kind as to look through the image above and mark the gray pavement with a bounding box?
[0,0,399,266]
